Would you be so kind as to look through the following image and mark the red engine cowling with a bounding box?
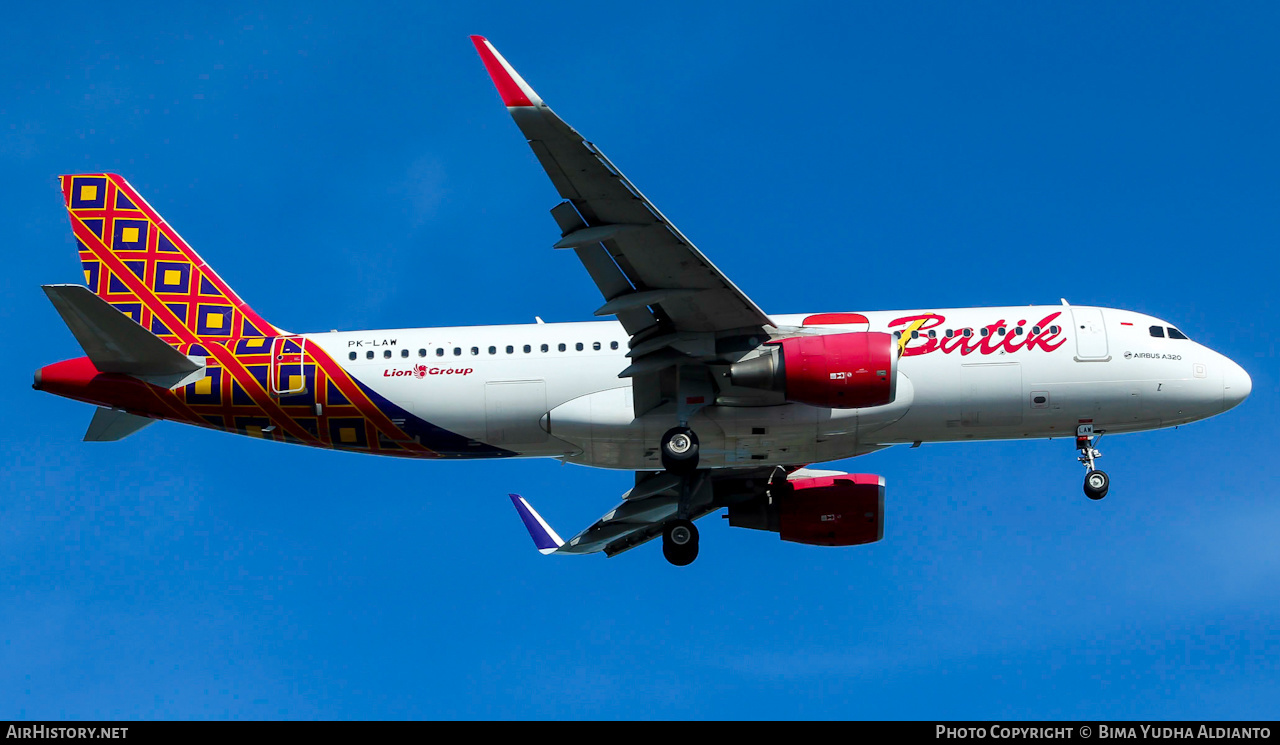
[729,332,897,409]
[726,474,885,547]
[779,474,884,546]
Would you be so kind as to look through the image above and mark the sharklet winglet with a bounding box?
[508,493,564,555]
[471,36,543,108]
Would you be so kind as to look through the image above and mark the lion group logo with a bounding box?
[383,365,475,379]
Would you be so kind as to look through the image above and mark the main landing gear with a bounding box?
[659,426,704,566]
[662,518,699,566]
[660,426,699,474]
[1076,424,1109,500]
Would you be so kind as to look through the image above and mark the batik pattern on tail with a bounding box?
[55,174,509,458]
[61,173,279,343]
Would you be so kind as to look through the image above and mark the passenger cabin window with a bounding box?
[401,349,409,358]
[419,349,427,357]
[963,329,973,338]
[349,352,357,360]
[593,342,601,351]
[489,346,497,355]
[610,341,619,350]
[558,343,566,352]
[453,347,462,356]
[471,347,479,355]
[436,348,444,357]
[1032,326,1042,334]
[1168,327,1188,340]
[1150,325,1165,338]
[1049,326,1060,334]
[541,344,549,353]
[980,328,990,337]
[384,350,392,359]
[506,345,514,354]
[576,342,584,351]
[366,351,374,360]
[523,344,531,353]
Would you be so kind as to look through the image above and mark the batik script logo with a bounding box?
[888,311,1068,357]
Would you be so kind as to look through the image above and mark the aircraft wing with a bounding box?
[509,468,774,558]
[472,37,777,413]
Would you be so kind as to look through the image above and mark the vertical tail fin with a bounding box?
[60,173,280,344]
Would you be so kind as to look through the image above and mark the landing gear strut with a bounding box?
[658,367,713,563]
[660,460,707,567]
[1076,424,1109,500]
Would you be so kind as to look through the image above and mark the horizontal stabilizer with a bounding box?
[43,284,206,389]
[84,407,156,442]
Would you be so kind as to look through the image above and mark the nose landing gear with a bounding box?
[1084,469,1110,500]
[1076,424,1109,500]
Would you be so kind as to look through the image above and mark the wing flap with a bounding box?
[602,501,721,558]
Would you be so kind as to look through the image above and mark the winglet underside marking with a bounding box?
[470,36,542,108]
[508,494,564,554]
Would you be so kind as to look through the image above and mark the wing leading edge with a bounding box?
[471,36,777,415]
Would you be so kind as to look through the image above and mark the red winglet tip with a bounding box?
[470,35,536,108]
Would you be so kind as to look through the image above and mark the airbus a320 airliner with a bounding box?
[35,37,1251,565]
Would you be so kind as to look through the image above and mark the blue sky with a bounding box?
[4,2,1278,720]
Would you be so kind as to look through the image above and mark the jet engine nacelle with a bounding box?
[728,332,897,409]
[726,474,885,546]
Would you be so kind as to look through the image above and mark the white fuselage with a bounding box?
[302,305,1250,470]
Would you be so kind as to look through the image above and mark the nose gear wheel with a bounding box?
[1076,425,1109,500]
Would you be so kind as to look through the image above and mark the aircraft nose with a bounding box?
[1223,359,1252,411]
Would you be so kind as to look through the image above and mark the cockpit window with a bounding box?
[1149,325,1165,338]
[1167,327,1189,340]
